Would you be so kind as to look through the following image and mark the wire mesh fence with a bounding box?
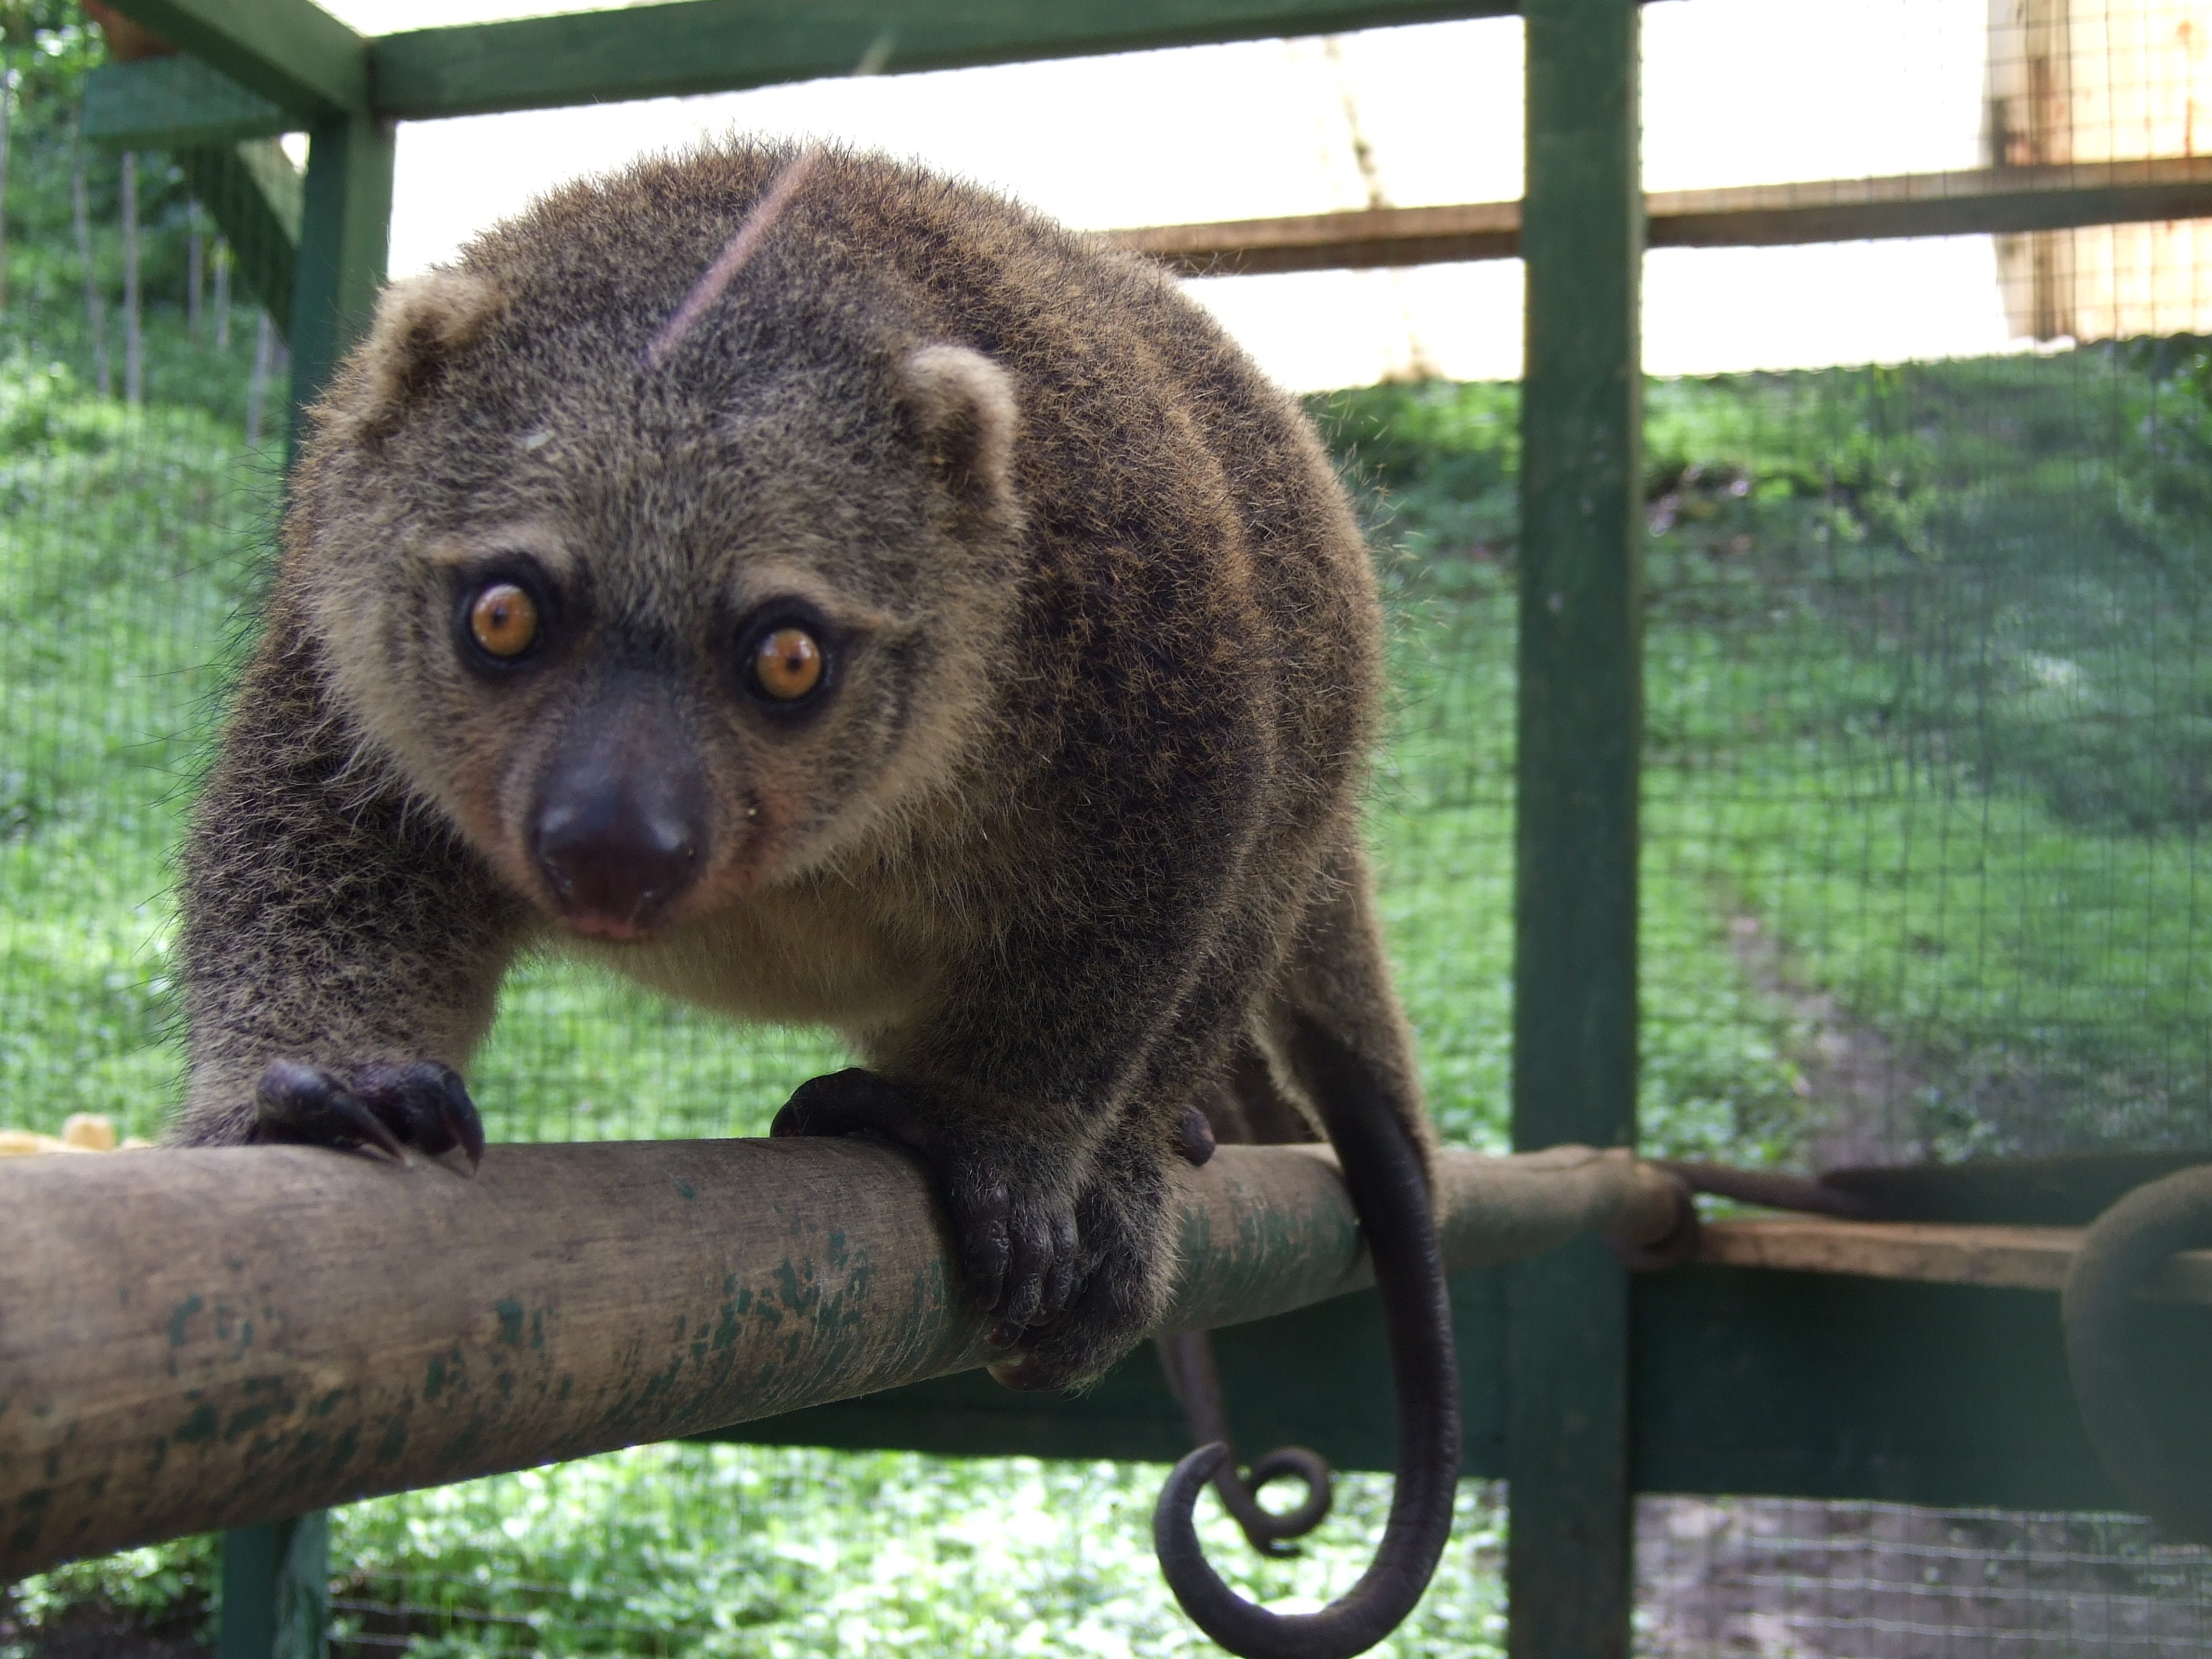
[1637,1497,2212,1658]
[2,0,2210,1654]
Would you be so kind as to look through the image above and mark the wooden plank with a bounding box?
[1114,200,1522,274]
[365,0,1511,121]
[82,54,289,147]
[92,0,364,119]
[1510,5,1642,1659]
[0,1140,1676,1575]
[1106,155,2212,275]
[1696,1216,2212,1303]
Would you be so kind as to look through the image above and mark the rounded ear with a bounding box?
[321,270,507,443]
[899,344,1020,522]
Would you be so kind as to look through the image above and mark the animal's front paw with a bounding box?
[252,1059,485,1170]
[774,1069,1173,1390]
[774,1068,1084,1344]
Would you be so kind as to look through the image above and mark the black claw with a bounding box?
[252,1058,486,1171]
[255,1060,408,1163]
[1179,1105,1217,1166]
[440,1067,487,1171]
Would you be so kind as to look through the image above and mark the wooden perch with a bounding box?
[0,1139,1676,1575]
[1698,1216,2212,1304]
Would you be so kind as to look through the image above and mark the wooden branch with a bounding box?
[1698,1216,2212,1304]
[0,1139,1675,1576]
[1108,155,2212,276]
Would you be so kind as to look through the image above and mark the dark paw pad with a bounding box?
[253,1059,485,1170]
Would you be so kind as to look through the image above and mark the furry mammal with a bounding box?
[176,145,1456,1656]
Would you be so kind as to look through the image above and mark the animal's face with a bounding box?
[295,263,1023,942]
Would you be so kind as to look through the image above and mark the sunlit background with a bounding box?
[307,0,2007,390]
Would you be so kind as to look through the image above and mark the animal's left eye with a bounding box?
[468,582,540,659]
[748,626,824,701]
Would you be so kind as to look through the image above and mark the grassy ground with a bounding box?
[5,341,2208,1651]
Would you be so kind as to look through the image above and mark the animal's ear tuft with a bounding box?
[899,344,1019,521]
[322,270,507,443]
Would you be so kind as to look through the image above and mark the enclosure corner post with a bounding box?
[286,110,395,453]
[217,1511,329,1659]
[1511,1,1644,1657]
[216,98,394,1659]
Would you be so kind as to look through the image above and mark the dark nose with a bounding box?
[532,683,704,937]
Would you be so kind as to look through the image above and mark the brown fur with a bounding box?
[174,143,1430,1393]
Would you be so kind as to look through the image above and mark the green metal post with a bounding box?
[1510,2,1643,1657]
[219,103,391,1659]
[217,1513,330,1659]
[286,110,394,450]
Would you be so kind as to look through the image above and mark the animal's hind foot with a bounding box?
[253,1058,485,1170]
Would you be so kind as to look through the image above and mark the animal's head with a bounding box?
[289,151,1025,941]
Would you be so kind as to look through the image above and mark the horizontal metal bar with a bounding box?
[366,0,1513,122]
[95,0,364,119]
[1109,155,2212,274]
[0,1139,1675,1576]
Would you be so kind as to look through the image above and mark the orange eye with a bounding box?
[469,582,539,659]
[752,626,823,700]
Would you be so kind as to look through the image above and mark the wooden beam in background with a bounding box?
[365,0,1512,120]
[93,0,364,118]
[1697,1216,2212,1303]
[82,52,290,146]
[1111,155,2212,274]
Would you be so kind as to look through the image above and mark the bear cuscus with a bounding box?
[174,143,1458,1659]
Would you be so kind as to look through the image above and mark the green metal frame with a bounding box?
[75,2,2212,1656]
[711,1263,2212,1515]
[1509,4,1643,1654]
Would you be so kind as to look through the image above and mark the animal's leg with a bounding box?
[173,628,527,1158]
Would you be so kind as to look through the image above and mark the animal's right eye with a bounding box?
[459,576,546,666]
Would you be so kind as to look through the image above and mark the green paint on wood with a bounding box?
[6,1490,50,1555]
[168,1293,204,1347]
[374,1418,406,1465]
[494,1299,526,1348]
[173,1404,218,1445]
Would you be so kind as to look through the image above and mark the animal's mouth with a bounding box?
[537,836,699,940]
[558,908,659,943]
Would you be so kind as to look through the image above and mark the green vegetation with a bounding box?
[1322,350,2212,1161]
